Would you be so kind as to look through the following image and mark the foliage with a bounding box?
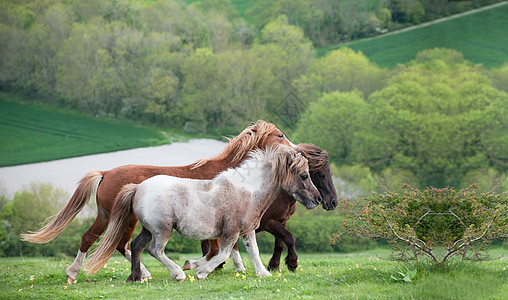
[337,185,508,264]
[295,48,508,188]
[0,183,95,257]
[2,0,508,189]
[294,47,388,101]
[390,266,417,283]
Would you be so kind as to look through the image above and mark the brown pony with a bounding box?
[21,120,291,284]
[201,143,337,272]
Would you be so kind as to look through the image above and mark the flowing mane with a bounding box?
[295,143,329,172]
[192,120,279,169]
[268,146,309,188]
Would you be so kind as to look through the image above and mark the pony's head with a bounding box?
[296,144,338,211]
[271,146,321,210]
[193,120,291,168]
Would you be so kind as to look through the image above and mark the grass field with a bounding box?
[1,249,506,299]
[0,95,196,167]
[318,2,508,68]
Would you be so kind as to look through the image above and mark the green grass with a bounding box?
[0,95,195,167]
[318,3,508,68]
[1,249,506,299]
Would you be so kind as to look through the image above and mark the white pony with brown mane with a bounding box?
[86,145,321,281]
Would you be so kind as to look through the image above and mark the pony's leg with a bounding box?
[267,236,284,271]
[127,227,152,283]
[147,230,185,282]
[117,218,152,280]
[200,240,210,257]
[231,245,246,272]
[195,234,238,280]
[204,239,225,270]
[66,209,108,284]
[263,220,298,272]
[242,231,271,278]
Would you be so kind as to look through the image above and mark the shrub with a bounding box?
[336,185,508,264]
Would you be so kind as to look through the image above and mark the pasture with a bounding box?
[1,249,506,299]
[0,96,193,167]
[318,2,508,68]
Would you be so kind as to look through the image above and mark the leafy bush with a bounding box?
[336,185,508,264]
[0,183,96,257]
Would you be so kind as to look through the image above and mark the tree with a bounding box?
[294,47,388,102]
[294,91,370,165]
[0,183,67,256]
[254,15,314,93]
[367,48,508,187]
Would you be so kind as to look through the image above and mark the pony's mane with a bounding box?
[192,120,278,168]
[295,143,329,172]
[268,146,309,188]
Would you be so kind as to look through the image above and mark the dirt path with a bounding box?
[0,139,226,198]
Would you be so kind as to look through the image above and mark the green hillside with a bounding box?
[0,95,190,167]
[319,2,508,68]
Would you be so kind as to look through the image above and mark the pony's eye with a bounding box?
[300,174,308,180]
[278,134,284,138]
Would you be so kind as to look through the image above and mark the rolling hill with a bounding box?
[318,2,508,68]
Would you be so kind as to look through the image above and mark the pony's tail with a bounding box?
[86,183,138,275]
[20,170,103,244]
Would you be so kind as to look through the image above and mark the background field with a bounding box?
[318,2,508,68]
[1,250,506,299]
[0,95,196,167]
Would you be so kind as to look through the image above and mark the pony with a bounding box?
[86,146,321,281]
[21,120,291,284]
[200,143,337,272]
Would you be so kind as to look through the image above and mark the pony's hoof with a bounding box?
[257,270,272,278]
[267,263,280,271]
[234,265,246,272]
[183,260,191,271]
[67,276,75,285]
[285,256,298,272]
[126,274,143,283]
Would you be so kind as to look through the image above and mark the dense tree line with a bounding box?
[1,0,507,188]
[247,0,502,46]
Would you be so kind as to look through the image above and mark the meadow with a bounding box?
[318,2,508,68]
[0,95,195,167]
[1,249,506,299]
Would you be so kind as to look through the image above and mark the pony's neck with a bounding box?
[222,158,274,192]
